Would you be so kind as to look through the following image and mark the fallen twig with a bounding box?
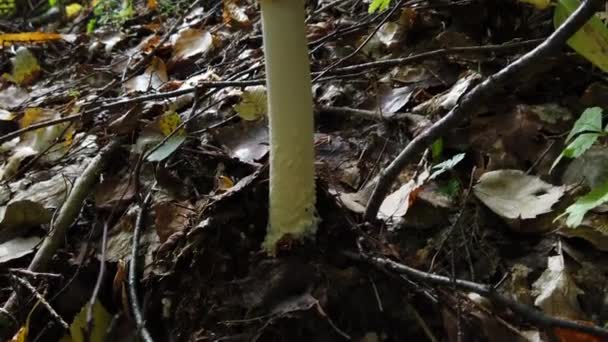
[0,140,122,337]
[364,0,603,220]
[312,0,404,82]
[8,269,62,279]
[0,114,80,145]
[344,250,608,337]
[143,96,226,161]
[0,81,254,145]
[0,73,361,146]
[318,105,430,127]
[85,221,110,341]
[8,274,69,330]
[129,192,154,342]
[325,38,544,75]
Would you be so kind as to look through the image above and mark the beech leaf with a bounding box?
[474,170,564,219]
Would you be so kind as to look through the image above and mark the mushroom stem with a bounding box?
[260,0,317,253]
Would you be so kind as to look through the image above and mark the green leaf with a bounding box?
[561,132,599,159]
[429,153,465,180]
[554,0,608,72]
[431,138,443,161]
[368,0,391,13]
[565,107,603,143]
[439,178,460,198]
[558,179,608,227]
[67,301,111,342]
[551,107,603,172]
[87,19,97,33]
[118,0,134,20]
[146,135,186,161]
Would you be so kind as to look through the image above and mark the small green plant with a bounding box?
[87,0,134,32]
[431,138,443,161]
[551,107,603,172]
[553,107,608,227]
[68,89,81,98]
[0,0,16,18]
[157,0,184,16]
[368,0,391,13]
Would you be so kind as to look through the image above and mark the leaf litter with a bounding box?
[1,0,608,341]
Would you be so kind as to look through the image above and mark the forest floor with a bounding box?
[2,0,608,341]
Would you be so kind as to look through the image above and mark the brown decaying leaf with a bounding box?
[113,260,129,314]
[124,56,168,93]
[170,28,214,64]
[154,201,193,243]
[94,176,136,209]
[554,322,602,342]
[465,104,570,173]
[532,254,585,320]
[222,0,251,27]
[7,0,608,340]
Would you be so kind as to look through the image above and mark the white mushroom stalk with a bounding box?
[260,0,317,254]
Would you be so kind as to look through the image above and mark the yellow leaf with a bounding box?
[233,86,267,121]
[554,0,608,72]
[63,126,75,147]
[3,47,41,86]
[158,112,185,137]
[68,301,111,342]
[217,175,234,191]
[65,3,82,19]
[16,107,71,163]
[9,297,43,342]
[21,107,44,128]
[0,32,75,47]
[147,0,158,10]
[10,326,27,342]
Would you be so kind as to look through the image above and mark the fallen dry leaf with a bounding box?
[474,169,564,219]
